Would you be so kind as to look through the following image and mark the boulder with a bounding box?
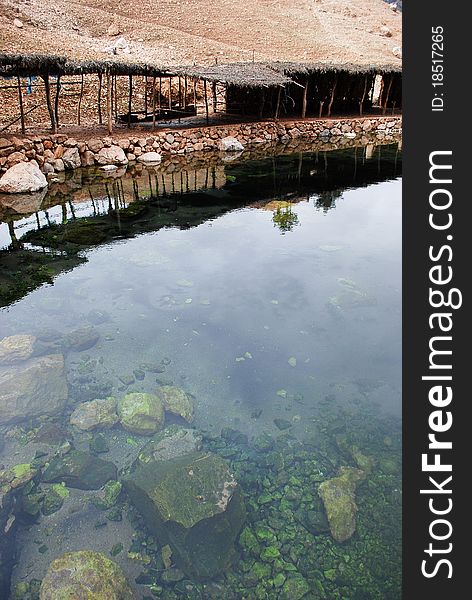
[81,150,96,167]
[0,354,68,425]
[318,466,365,542]
[107,24,122,36]
[39,551,134,599]
[70,397,119,431]
[62,147,81,170]
[0,161,47,193]
[135,425,202,465]
[0,334,36,364]
[87,138,104,153]
[42,449,117,490]
[158,386,194,423]
[96,145,128,166]
[118,392,164,435]
[217,136,244,152]
[123,451,246,578]
[137,151,162,164]
[63,326,99,352]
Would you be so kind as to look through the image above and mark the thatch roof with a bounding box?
[271,60,402,76]
[0,53,174,78]
[178,63,292,88]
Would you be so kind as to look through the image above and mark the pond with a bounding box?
[0,141,402,600]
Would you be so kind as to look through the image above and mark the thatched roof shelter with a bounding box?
[177,63,292,88]
[271,61,402,76]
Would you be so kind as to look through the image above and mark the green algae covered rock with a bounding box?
[118,392,164,435]
[158,385,195,423]
[42,450,117,490]
[123,451,246,579]
[39,550,135,599]
[318,466,365,542]
[280,574,311,599]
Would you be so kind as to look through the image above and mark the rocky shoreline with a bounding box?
[0,116,402,193]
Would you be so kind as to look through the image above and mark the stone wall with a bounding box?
[0,116,402,178]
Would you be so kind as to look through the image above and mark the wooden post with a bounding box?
[259,89,265,118]
[204,79,209,124]
[319,100,324,118]
[54,75,61,127]
[17,76,25,134]
[144,73,148,118]
[152,75,157,131]
[128,74,133,128]
[327,76,337,117]
[113,75,118,119]
[159,77,162,116]
[193,79,197,112]
[301,79,308,118]
[359,75,368,117]
[43,72,57,132]
[77,73,84,126]
[183,76,188,110]
[168,77,172,109]
[212,81,217,113]
[178,76,182,108]
[98,73,103,125]
[274,86,282,119]
[106,71,113,134]
[382,74,393,115]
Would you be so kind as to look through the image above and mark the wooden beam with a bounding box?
[168,77,172,109]
[54,75,61,127]
[183,76,188,110]
[152,75,157,131]
[212,81,217,113]
[204,79,209,124]
[128,74,133,128]
[97,73,103,125]
[274,86,282,119]
[327,75,337,117]
[17,76,25,134]
[144,73,148,118]
[382,74,393,115]
[319,100,324,118]
[77,73,84,126]
[359,74,368,117]
[159,77,162,116]
[106,71,113,134]
[43,72,56,132]
[301,79,308,119]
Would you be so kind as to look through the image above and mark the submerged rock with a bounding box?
[0,334,36,364]
[136,425,202,465]
[123,451,246,579]
[118,392,165,435]
[70,397,119,431]
[42,450,117,490]
[0,161,47,193]
[0,354,68,425]
[63,326,100,352]
[318,466,365,542]
[39,550,135,599]
[158,385,195,423]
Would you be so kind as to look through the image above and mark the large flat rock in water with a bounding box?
[0,354,68,425]
[124,451,246,579]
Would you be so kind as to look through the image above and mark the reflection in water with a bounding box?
[0,143,401,600]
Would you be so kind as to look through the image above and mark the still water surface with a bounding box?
[0,143,402,599]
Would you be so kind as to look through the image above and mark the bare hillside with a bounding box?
[0,0,401,66]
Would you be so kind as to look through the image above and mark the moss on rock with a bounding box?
[39,550,135,599]
[158,386,195,423]
[118,392,164,435]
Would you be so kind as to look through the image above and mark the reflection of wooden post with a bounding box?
[78,73,84,125]
[301,79,308,118]
[106,71,113,134]
[274,86,282,119]
[327,75,337,117]
[359,74,368,116]
[382,74,393,115]
[17,76,25,134]
[128,74,133,128]
[98,73,103,125]
[152,75,157,131]
[204,79,209,124]
[43,72,56,132]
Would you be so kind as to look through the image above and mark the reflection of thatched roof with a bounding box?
[0,53,175,78]
[271,61,402,75]
[177,63,292,87]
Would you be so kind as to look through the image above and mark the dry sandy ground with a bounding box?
[0,0,401,66]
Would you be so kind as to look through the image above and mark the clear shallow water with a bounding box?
[0,143,402,599]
